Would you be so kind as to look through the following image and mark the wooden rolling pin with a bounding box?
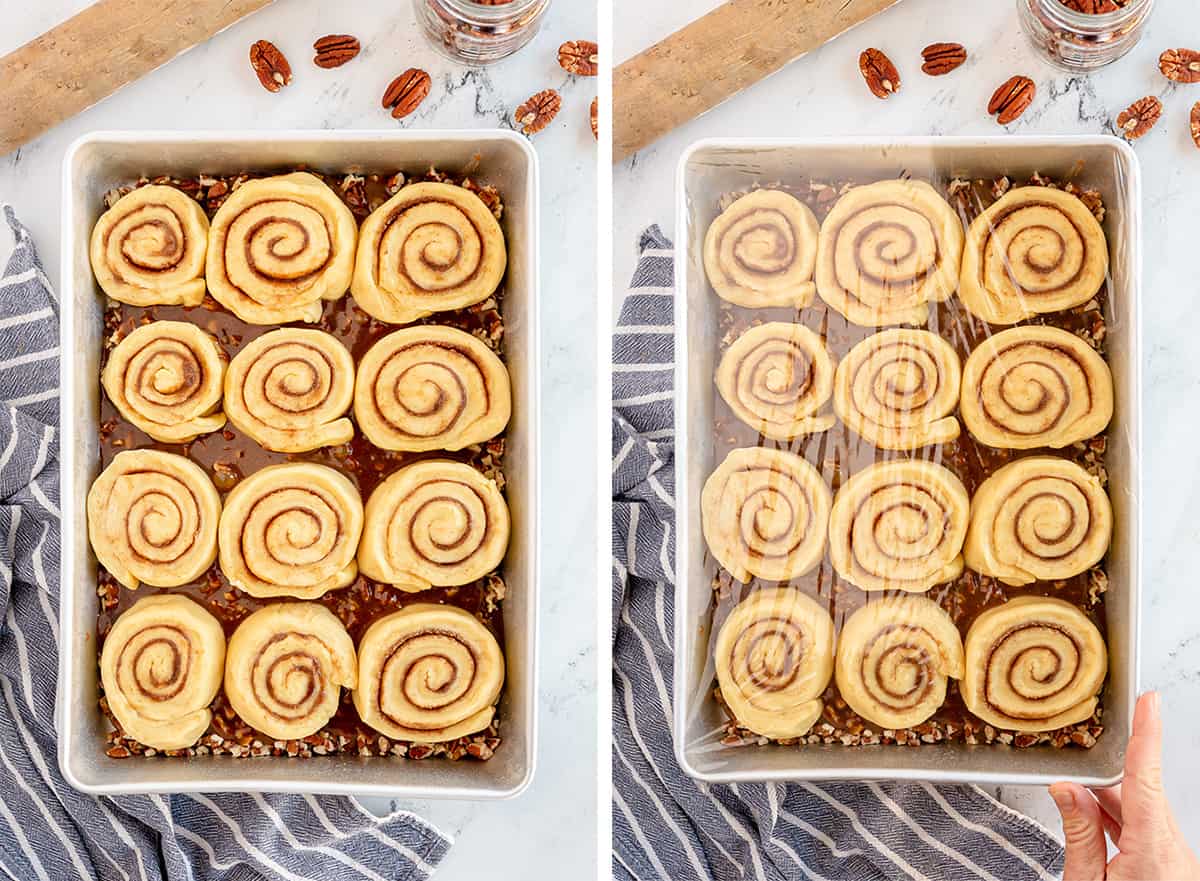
[0,0,275,156]
[614,0,903,162]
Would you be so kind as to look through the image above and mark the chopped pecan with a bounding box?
[515,89,561,134]
[1191,101,1200,150]
[1116,95,1162,139]
[249,40,292,93]
[590,97,598,140]
[558,40,598,76]
[1160,48,1200,84]
[383,69,432,119]
[988,75,1036,125]
[1059,0,1122,11]
[920,42,967,76]
[313,34,361,68]
[859,48,900,99]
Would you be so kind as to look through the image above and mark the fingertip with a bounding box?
[1050,782,1077,816]
[1132,690,1162,737]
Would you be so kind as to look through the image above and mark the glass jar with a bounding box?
[1018,0,1155,71]
[415,0,551,65]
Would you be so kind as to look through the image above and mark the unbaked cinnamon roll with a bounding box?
[835,595,964,730]
[351,182,507,324]
[87,450,221,590]
[829,460,969,593]
[102,321,227,443]
[959,187,1109,325]
[833,329,962,450]
[224,328,354,452]
[715,323,835,440]
[702,189,820,309]
[701,447,832,584]
[714,587,835,738]
[359,460,509,592]
[964,457,1112,586]
[960,325,1114,449]
[224,602,357,740]
[100,594,225,750]
[89,185,209,307]
[205,173,358,325]
[815,179,964,327]
[353,325,511,452]
[218,463,364,599]
[353,604,505,742]
[962,596,1107,732]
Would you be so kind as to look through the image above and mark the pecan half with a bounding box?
[1160,48,1200,84]
[988,75,1036,125]
[859,48,900,99]
[1116,95,1162,139]
[313,34,360,69]
[249,40,292,93]
[383,69,432,119]
[515,89,561,135]
[558,40,598,77]
[1191,102,1200,150]
[921,42,967,75]
[590,97,598,140]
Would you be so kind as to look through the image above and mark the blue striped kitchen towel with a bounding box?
[0,205,451,881]
[612,225,1067,881]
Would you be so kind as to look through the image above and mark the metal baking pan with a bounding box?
[58,130,540,799]
[673,136,1141,787]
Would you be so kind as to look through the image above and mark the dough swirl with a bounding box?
[959,187,1109,325]
[702,189,820,308]
[218,463,363,599]
[224,328,355,452]
[100,594,225,750]
[87,450,221,590]
[962,596,1107,732]
[701,447,832,584]
[964,457,1112,586]
[359,460,509,592]
[715,323,835,440]
[102,321,227,443]
[829,460,969,593]
[833,329,962,450]
[960,325,1113,449]
[714,587,835,738]
[351,182,507,324]
[224,602,357,740]
[353,604,505,742]
[205,172,357,325]
[89,185,209,307]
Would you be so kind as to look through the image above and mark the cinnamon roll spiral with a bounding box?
[205,173,358,325]
[353,604,505,743]
[102,321,227,443]
[959,187,1109,325]
[714,588,835,738]
[964,457,1112,586]
[87,450,222,590]
[351,182,507,324]
[359,461,509,592]
[815,179,964,327]
[962,596,1107,732]
[701,447,832,584]
[833,329,962,450]
[89,185,209,307]
[224,602,357,740]
[960,325,1114,449]
[835,595,964,730]
[218,463,364,599]
[715,323,836,440]
[829,460,970,593]
[224,328,355,452]
[702,189,821,309]
[353,325,511,452]
[100,595,225,750]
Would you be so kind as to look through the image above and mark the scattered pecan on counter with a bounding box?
[383,69,432,119]
[1160,48,1200,84]
[1191,102,1200,150]
[590,97,598,140]
[920,42,967,76]
[1116,95,1162,139]
[988,75,1036,125]
[313,34,361,69]
[249,40,292,93]
[515,89,561,135]
[859,48,900,99]
[558,40,599,77]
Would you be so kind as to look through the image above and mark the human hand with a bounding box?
[1051,691,1200,881]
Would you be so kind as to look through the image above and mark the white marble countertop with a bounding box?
[615,0,1200,844]
[0,2,597,879]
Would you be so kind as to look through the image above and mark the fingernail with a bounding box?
[1050,786,1075,814]
[1148,690,1161,718]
